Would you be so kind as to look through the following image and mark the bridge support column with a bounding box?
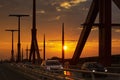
[99,0,112,66]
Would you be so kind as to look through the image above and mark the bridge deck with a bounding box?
[0,63,120,80]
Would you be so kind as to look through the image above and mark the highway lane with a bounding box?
[0,63,34,80]
[0,63,120,80]
[64,68,120,80]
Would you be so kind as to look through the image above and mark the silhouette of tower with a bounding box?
[21,48,23,61]
[71,0,120,66]
[43,34,46,60]
[26,46,29,60]
[9,14,29,62]
[29,0,41,64]
[5,29,18,62]
[62,23,64,65]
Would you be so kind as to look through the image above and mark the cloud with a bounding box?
[49,0,88,12]
[114,29,120,33]
[60,2,72,9]
[76,26,98,31]
[82,7,89,11]
[46,15,61,21]
[112,39,120,47]
[60,0,87,9]
[55,16,61,20]
[91,27,98,31]
[112,39,120,42]
[36,10,45,14]
[77,27,83,30]
[71,0,87,4]
[51,15,61,21]
[56,7,61,12]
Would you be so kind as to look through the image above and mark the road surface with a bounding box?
[0,63,33,80]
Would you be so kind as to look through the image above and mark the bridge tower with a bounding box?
[29,0,41,64]
[71,0,120,66]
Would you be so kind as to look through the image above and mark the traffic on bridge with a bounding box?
[0,0,120,80]
[0,61,120,80]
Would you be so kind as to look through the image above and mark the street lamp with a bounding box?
[5,29,18,62]
[9,14,29,62]
[62,23,65,65]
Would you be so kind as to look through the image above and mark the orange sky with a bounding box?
[0,0,120,60]
[1,35,120,60]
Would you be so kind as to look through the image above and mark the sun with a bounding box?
[64,45,68,50]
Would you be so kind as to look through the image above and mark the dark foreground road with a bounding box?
[0,63,31,80]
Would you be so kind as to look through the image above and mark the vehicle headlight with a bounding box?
[92,70,96,72]
[105,69,107,72]
[59,65,63,69]
[46,67,50,70]
[60,66,63,69]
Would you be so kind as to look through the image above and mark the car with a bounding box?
[81,62,108,72]
[41,60,63,72]
[81,62,108,77]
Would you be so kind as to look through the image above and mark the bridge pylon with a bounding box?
[29,0,42,64]
[71,0,120,66]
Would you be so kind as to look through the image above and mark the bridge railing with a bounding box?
[9,63,120,80]
[9,63,70,80]
[63,68,120,80]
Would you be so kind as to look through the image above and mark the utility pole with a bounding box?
[26,46,29,60]
[21,48,24,61]
[9,14,29,62]
[5,29,18,62]
[62,23,64,65]
[43,34,45,60]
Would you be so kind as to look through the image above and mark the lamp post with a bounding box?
[62,23,65,65]
[5,29,18,62]
[9,14,29,62]
[43,34,46,60]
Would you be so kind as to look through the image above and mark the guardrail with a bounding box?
[9,63,69,80]
[63,68,120,80]
[9,63,120,80]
